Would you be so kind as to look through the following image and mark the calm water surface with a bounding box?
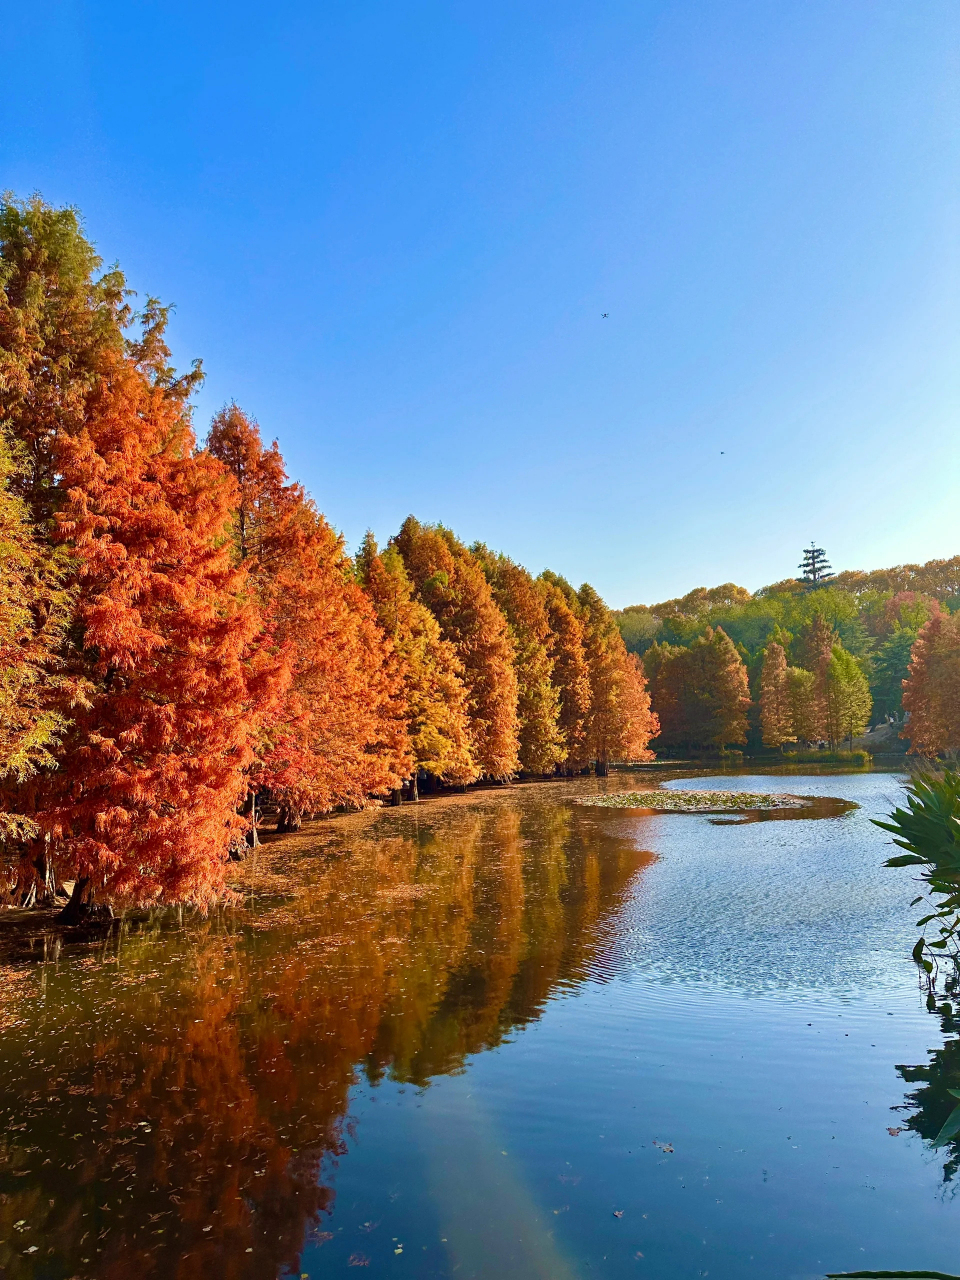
[2,768,960,1280]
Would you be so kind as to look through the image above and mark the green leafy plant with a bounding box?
[873,770,960,976]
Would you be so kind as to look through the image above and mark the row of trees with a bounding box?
[617,565,949,728]
[758,633,872,750]
[640,611,873,753]
[0,197,657,909]
[622,550,960,757]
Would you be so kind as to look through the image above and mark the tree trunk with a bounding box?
[390,787,403,806]
[594,759,608,778]
[277,804,302,834]
[409,773,420,802]
[245,791,261,847]
[33,849,56,905]
[58,876,91,925]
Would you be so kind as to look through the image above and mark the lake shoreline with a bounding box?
[0,763,902,936]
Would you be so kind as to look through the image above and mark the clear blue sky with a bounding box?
[4,1,958,607]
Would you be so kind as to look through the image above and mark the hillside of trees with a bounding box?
[0,197,658,913]
[616,546,960,757]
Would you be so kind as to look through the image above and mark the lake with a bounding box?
[2,767,959,1279]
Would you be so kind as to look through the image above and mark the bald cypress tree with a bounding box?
[209,410,408,830]
[357,533,476,790]
[643,641,686,750]
[902,614,960,756]
[474,547,563,775]
[692,627,750,750]
[394,518,519,779]
[643,628,748,752]
[538,575,591,770]
[578,583,657,772]
[787,667,819,744]
[759,642,794,749]
[0,202,269,908]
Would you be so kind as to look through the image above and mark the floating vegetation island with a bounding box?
[578,790,818,813]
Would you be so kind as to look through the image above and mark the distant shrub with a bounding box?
[782,748,870,766]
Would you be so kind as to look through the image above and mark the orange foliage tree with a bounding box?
[901,613,960,756]
[208,407,408,829]
[644,626,749,751]
[642,640,685,747]
[25,360,270,908]
[577,583,658,772]
[356,532,476,792]
[0,198,272,909]
[759,642,794,749]
[393,517,519,778]
[474,547,564,775]
[537,574,592,771]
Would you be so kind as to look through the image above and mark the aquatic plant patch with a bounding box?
[578,790,816,812]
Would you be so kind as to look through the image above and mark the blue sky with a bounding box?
[4,1,958,606]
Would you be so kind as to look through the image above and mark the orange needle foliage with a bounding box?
[208,408,409,828]
[0,199,133,522]
[37,360,271,905]
[356,533,476,786]
[538,574,592,771]
[759,641,795,749]
[577,583,658,769]
[902,612,960,755]
[644,626,747,751]
[394,517,520,779]
[474,546,564,775]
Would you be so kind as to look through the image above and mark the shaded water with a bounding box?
[1,769,959,1279]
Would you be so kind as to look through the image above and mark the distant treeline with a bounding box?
[616,562,960,755]
[0,197,657,910]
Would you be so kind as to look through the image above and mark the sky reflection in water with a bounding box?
[0,769,958,1279]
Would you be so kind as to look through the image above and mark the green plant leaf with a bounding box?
[932,1102,960,1146]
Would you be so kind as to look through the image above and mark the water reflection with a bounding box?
[897,995,960,1185]
[708,796,858,825]
[0,796,652,1278]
